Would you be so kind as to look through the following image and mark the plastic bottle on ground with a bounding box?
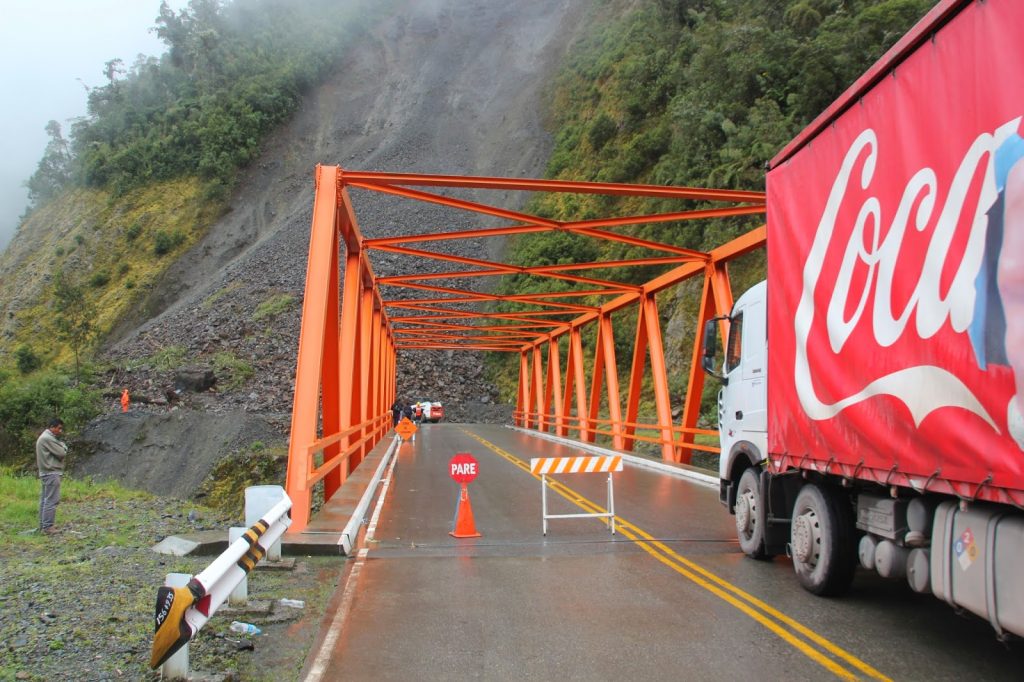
[278,598,305,608]
[229,621,261,635]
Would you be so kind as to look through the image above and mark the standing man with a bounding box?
[37,418,68,535]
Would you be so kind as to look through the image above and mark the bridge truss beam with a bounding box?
[286,166,765,530]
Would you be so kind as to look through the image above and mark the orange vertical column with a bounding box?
[370,302,383,440]
[567,327,587,440]
[623,302,649,452]
[679,263,733,463]
[599,313,625,451]
[532,345,545,431]
[353,285,373,468]
[286,165,340,532]
[321,235,342,486]
[516,350,529,427]
[329,249,361,499]
[546,337,564,437]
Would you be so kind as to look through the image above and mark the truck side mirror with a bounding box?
[701,318,727,382]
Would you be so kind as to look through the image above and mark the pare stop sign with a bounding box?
[449,453,479,484]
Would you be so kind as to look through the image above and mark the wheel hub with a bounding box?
[735,491,753,535]
[792,511,819,564]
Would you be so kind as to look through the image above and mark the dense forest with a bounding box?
[504,0,932,285]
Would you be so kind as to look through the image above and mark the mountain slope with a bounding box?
[98,0,594,422]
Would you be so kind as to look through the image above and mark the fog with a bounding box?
[0,0,186,252]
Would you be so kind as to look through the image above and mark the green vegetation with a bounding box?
[213,351,254,391]
[14,346,41,375]
[52,270,98,383]
[253,292,295,321]
[201,281,242,310]
[489,0,932,427]
[26,0,387,202]
[0,466,146,538]
[142,345,190,371]
[198,440,287,513]
[0,369,102,466]
[153,228,186,256]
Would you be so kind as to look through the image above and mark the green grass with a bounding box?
[212,351,254,391]
[253,293,295,321]
[201,281,242,310]
[0,466,147,545]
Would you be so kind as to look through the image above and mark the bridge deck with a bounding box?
[299,424,1024,681]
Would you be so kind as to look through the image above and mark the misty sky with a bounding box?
[0,0,186,252]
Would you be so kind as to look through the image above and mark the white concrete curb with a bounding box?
[339,435,402,555]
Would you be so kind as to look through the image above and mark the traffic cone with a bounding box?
[450,484,482,538]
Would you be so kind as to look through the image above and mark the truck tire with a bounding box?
[790,483,857,596]
[734,468,769,559]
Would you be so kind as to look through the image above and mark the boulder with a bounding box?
[175,366,216,393]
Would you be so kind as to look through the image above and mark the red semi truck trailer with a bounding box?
[703,0,1024,639]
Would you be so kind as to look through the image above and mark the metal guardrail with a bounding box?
[149,491,293,671]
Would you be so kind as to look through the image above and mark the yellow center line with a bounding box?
[465,429,892,682]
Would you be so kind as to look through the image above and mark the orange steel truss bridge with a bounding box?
[284,165,766,531]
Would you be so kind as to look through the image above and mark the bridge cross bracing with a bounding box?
[284,165,765,531]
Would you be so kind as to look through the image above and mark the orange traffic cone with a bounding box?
[450,484,482,538]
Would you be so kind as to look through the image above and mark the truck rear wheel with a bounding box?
[790,483,856,596]
[734,468,769,559]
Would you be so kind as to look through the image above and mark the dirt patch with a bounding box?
[73,409,287,500]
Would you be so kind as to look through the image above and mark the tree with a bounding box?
[51,270,97,384]
[25,121,71,206]
[14,345,42,375]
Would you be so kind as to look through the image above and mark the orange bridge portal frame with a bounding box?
[284,165,766,531]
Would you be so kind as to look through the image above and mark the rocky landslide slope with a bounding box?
[80,0,593,494]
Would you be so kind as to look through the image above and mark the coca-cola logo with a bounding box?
[793,118,1023,431]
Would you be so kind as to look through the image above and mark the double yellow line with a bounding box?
[466,430,891,682]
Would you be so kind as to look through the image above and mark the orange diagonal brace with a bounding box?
[643,295,675,461]
[679,261,734,463]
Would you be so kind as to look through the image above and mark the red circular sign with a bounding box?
[449,453,479,484]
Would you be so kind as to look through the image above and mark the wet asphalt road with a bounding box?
[308,424,1024,681]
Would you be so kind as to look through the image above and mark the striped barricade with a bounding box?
[530,455,622,535]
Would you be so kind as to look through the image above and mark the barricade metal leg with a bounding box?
[608,473,616,535]
[541,474,548,536]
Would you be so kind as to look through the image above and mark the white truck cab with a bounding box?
[704,281,768,481]
[702,280,772,558]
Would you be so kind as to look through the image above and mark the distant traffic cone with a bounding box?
[450,484,482,538]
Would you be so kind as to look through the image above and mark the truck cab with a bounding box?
[704,281,768,503]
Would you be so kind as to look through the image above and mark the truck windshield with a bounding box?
[725,312,743,373]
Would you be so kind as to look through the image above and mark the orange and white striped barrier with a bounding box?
[530,456,622,535]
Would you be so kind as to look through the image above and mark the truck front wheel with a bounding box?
[734,468,769,559]
[790,483,856,596]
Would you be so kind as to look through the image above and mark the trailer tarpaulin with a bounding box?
[766,0,1024,503]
